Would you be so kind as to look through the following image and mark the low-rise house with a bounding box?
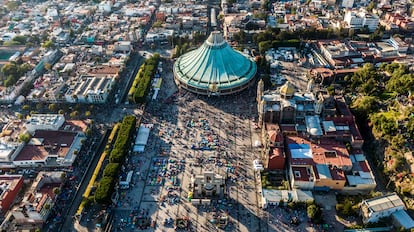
[0,172,64,231]
[361,193,405,224]
[261,189,313,208]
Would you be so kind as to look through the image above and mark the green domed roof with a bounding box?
[173,31,257,95]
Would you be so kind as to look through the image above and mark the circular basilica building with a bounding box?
[173,31,257,96]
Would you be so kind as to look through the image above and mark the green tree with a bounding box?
[94,177,115,204]
[1,63,18,77]
[12,35,27,45]
[370,113,398,136]
[407,117,414,140]
[351,96,378,118]
[258,41,272,54]
[342,200,354,216]
[366,1,376,12]
[391,134,405,150]
[85,128,92,137]
[28,35,41,45]
[153,21,163,28]
[44,63,52,71]
[43,203,50,210]
[48,104,57,112]
[19,132,31,143]
[42,40,55,49]
[53,187,61,195]
[70,110,79,119]
[386,73,414,94]
[22,105,30,111]
[326,85,335,95]
[103,163,120,177]
[307,204,322,222]
[36,103,43,110]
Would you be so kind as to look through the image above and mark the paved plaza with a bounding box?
[110,59,266,232]
[109,60,322,232]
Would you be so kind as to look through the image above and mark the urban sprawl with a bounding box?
[0,0,413,231]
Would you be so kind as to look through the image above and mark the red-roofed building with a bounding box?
[263,124,285,170]
[286,136,351,190]
[13,130,84,167]
[0,175,24,214]
[268,148,285,170]
[1,172,64,231]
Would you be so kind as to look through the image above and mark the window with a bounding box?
[325,151,337,158]
[294,171,301,178]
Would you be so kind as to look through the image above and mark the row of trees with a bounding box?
[95,116,136,203]
[79,123,119,211]
[128,54,160,103]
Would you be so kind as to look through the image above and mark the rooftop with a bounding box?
[363,193,405,213]
[15,130,78,161]
[286,136,352,168]
[26,114,65,127]
[173,31,257,94]
[0,175,23,199]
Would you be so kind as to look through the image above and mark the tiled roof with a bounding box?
[15,130,77,161]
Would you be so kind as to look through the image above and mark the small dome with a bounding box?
[280,81,295,97]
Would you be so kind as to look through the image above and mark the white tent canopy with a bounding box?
[135,126,150,145]
[133,124,153,153]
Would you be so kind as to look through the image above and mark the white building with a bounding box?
[65,76,115,103]
[388,37,409,54]
[344,11,364,29]
[25,114,65,134]
[344,10,379,31]
[113,41,133,54]
[0,143,23,169]
[261,189,314,208]
[361,193,406,224]
[342,0,354,8]
[362,13,380,32]
[98,1,112,13]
